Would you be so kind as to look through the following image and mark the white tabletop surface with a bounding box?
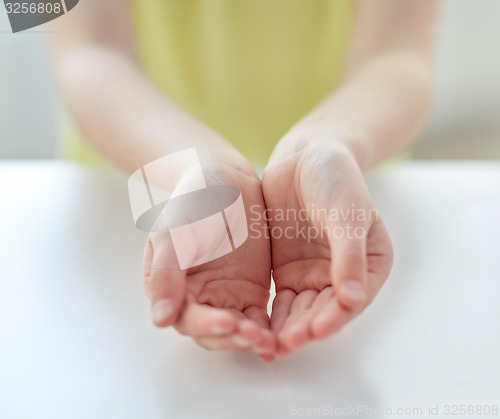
[0,161,499,419]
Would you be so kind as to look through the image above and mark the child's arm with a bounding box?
[262,0,437,355]
[48,0,252,174]
[269,0,437,170]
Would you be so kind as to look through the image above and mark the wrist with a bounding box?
[198,149,262,201]
[202,148,258,179]
[269,127,360,171]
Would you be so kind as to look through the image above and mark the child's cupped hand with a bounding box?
[142,159,276,356]
[261,142,393,358]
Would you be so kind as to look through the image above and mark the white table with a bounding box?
[0,161,499,419]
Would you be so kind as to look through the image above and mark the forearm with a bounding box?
[273,50,432,171]
[51,45,252,175]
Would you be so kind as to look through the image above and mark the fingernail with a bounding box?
[340,281,365,303]
[256,345,272,354]
[152,299,174,324]
[212,325,233,335]
[232,336,252,347]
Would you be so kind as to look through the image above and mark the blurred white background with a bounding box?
[0,1,59,158]
[0,0,499,160]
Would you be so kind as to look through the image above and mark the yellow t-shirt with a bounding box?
[63,0,355,165]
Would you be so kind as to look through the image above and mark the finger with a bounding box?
[279,312,315,351]
[243,305,271,330]
[194,336,268,353]
[311,221,393,339]
[253,329,276,354]
[236,315,276,354]
[194,335,247,352]
[174,303,239,337]
[277,289,318,350]
[275,341,293,358]
[277,287,333,351]
[241,306,277,352]
[329,226,368,311]
[228,318,274,353]
[310,298,356,339]
[233,328,275,354]
[270,288,296,334]
[270,289,297,357]
[365,220,394,298]
[143,233,187,328]
[193,319,275,354]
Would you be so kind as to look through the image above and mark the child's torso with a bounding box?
[67,0,355,165]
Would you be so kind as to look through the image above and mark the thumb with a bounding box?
[143,232,186,327]
[328,222,368,311]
